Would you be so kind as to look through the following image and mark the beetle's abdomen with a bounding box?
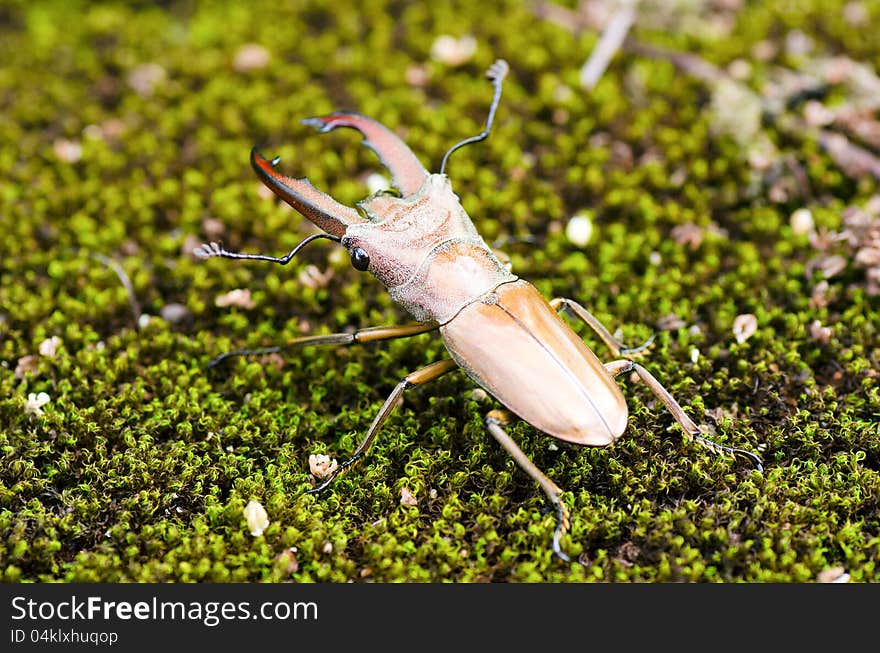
[440,279,627,445]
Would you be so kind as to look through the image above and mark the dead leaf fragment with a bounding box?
[810,254,848,280]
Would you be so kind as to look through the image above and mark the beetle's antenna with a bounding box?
[439,59,509,175]
[194,232,341,266]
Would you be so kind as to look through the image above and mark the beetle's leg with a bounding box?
[308,359,459,494]
[301,112,429,197]
[605,360,764,471]
[439,59,510,175]
[194,233,340,266]
[485,410,572,563]
[550,297,655,357]
[207,322,438,369]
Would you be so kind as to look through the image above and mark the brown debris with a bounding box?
[14,355,39,379]
[816,129,880,181]
[655,313,686,331]
[297,265,335,290]
[127,63,166,98]
[670,223,704,250]
[275,547,299,575]
[233,44,271,72]
[808,196,880,295]
[809,320,833,343]
[399,487,418,507]
[215,288,256,309]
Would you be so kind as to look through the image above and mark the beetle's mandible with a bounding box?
[196,59,762,562]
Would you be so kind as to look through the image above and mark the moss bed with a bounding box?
[1,0,878,582]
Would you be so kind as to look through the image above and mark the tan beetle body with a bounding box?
[441,280,628,446]
[339,168,628,446]
[199,61,761,561]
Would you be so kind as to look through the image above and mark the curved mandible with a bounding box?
[301,112,429,197]
[251,147,365,238]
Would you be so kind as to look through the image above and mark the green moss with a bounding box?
[1,0,878,582]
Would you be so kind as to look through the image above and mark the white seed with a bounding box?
[233,43,271,72]
[430,34,477,66]
[53,138,82,163]
[38,336,61,358]
[127,62,166,98]
[25,392,51,417]
[732,313,758,344]
[817,566,850,583]
[790,208,814,235]
[565,213,594,247]
[244,500,269,537]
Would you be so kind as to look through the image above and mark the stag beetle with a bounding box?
[196,60,762,561]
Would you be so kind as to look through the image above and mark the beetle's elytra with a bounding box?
[197,59,762,561]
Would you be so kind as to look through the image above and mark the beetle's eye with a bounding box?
[350,247,370,271]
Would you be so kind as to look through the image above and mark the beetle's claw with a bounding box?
[486,59,509,82]
[735,448,764,473]
[620,332,656,357]
[306,469,340,495]
[300,117,334,134]
[299,111,429,197]
[193,241,224,259]
[206,349,250,369]
[551,500,572,563]
[250,147,364,238]
[693,434,764,472]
